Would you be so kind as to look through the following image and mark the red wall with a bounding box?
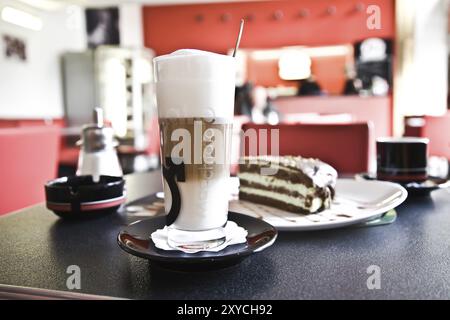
[143,0,395,55]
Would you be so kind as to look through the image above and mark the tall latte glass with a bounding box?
[154,49,235,251]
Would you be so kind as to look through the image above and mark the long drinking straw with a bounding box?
[232,19,245,57]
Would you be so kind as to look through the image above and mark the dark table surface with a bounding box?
[1,171,450,299]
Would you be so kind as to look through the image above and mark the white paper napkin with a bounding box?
[151,221,248,253]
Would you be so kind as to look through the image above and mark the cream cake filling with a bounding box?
[238,172,316,197]
[239,186,324,213]
[241,156,337,188]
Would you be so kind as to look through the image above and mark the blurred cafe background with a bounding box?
[0,0,449,215]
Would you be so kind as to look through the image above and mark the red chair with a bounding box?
[0,126,60,215]
[421,112,450,159]
[240,122,372,174]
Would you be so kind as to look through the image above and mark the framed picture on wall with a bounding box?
[354,38,393,92]
[2,35,26,61]
[85,7,120,49]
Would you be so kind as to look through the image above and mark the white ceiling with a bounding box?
[16,0,245,11]
[69,0,241,5]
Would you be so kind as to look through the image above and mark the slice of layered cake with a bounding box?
[238,156,337,214]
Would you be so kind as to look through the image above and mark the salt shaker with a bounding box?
[76,108,123,182]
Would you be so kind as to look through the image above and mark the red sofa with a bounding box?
[240,122,372,174]
[404,111,450,159]
[0,126,60,215]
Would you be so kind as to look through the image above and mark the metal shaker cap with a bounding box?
[78,108,118,152]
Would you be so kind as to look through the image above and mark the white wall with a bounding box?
[413,0,448,115]
[0,1,145,119]
[0,0,86,119]
[119,2,143,48]
[394,0,449,135]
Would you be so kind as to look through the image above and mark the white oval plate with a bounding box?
[228,178,408,231]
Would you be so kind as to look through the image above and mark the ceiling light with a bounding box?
[1,6,43,31]
[278,51,312,80]
[16,0,64,11]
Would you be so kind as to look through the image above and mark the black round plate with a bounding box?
[117,212,277,271]
[357,173,450,196]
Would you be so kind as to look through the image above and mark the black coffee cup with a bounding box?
[376,137,429,183]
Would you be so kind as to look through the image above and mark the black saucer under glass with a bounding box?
[357,173,450,196]
[117,212,277,271]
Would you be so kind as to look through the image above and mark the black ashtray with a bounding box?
[45,175,125,218]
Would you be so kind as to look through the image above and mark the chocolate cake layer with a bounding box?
[239,163,315,187]
[240,179,306,198]
[239,179,333,201]
[239,156,337,188]
[238,156,337,214]
[239,191,317,214]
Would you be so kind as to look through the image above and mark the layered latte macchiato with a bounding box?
[159,117,232,230]
[154,49,236,250]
